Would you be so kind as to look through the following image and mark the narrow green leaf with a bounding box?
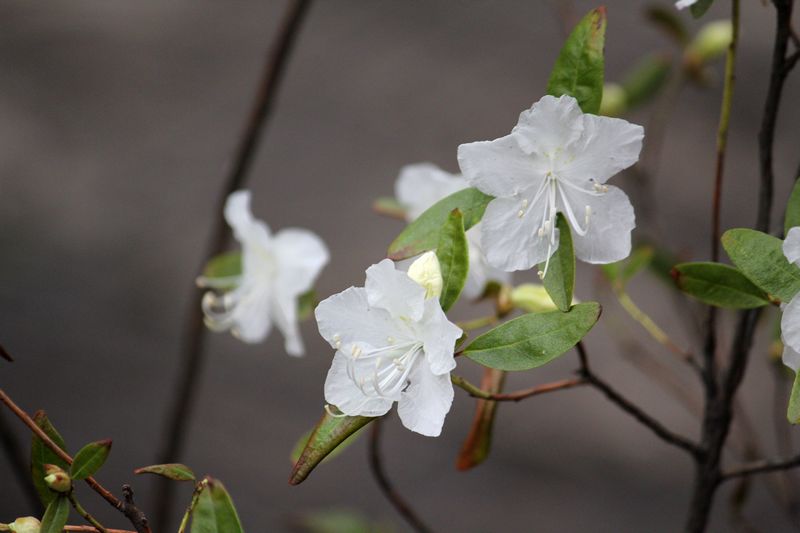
[463,302,601,371]
[289,410,374,485]
[201,252,242,288]
[388,188,492,260]
[722,229,800,302]
[437,209,469,312]
[70,440,111,480]
[456,368,505,471]
[546,7,607,114]
[788,371,800,424]
[372,197,407,219]
[290,424,366,466]
[190,478,244,533]
[134,463,196,482]
[31,411,69,507]
[620,54,671,110]
[645,6,689,45]
[538,213,574,312]
[673,262,770,309]
[690,0,715,18]
[785,179,800,235]
[40,495,70,533]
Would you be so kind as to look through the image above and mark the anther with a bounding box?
[537,270,545,279]
[351,345,362,358]
[522,198,529,208]
[584,205,592,227]
[517,210,525,218]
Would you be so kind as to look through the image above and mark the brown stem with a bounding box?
[0,389,151,533]
[368,418,433,533]
[454,374,586,402]
[64,528,136,533]
[722,455,800,481]
[153,0,313,529]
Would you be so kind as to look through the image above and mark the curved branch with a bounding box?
[452,374,586,402]
[722,454,800,482]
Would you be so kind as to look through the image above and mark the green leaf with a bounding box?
[645,5,689,45]
[601,245,654,287]
[372,197,407,219]
[190,478,244,533]
[70,439,112,480]
[298,510,387,533]
[690,0,715,18]
[463,302,601,371]
[297,290,317,321]
[538,213,574,312]
[722,229,800,302]
[546,7,607,114]
[785,179,800,235]
[290,424,366,466]
[456,368,505,471]
[620,55,671,110]
[31,411,70,507]
[200,252,242,289]
[789,371,800,424]
[388,188,492,260]
[289,410,374,485]
[134,463,196,482]
[672,262,771,309]
[40,495,70,533]
[436,209,469,312]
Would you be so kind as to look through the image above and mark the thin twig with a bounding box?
[63,527,136,533]
[0,342,13,362]
[451,374,586,402]
[154,1,313,529]
[368,418,432,533]
[69,493,108,533]
[722,455,800,481]
[0,389,151,533]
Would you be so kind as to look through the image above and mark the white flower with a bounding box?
[675,0,698,9]
[394,163,512,298]
[781,227,800,371]
[315,254,463,436]
[457,94,643,274]
[200,190,329,356]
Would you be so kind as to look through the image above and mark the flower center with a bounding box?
[345,339,424,400]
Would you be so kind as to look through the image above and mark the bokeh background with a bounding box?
[2,1,800,531]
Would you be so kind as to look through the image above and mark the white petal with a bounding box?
[271,288,304,356]
[462,225,512,299]
[224,190,272,248]
[394,163,468,221]
[420,298,462,375]
[561,114,644,186]
[512,95,584,156]
[480,193,557,272]
[272,228,329,295]
[563,186,635,264]
[784,227,800,266]
[782,295,800,371]
[315,287,406,349]
[226,283,272,343]
[675,0,697,9]
[365,259,426,321]
[324,352,394,417]
[397,363,454,437]
[458,134,537,197]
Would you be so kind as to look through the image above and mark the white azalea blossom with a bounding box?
[199,190,329,356]
[675,0,698,9]
[394,163,512,298]
[457,94,643,274]
[316,253,462,436]
[781,227,800,371]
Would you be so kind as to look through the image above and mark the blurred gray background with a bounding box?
[1,1,799,531]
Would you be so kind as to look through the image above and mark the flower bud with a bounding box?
[510,284,559,313]
[599,83,627,117]
[687,20,732,63]
[8,517,41,533]
[407,251,443,299]
[43,464,71,493]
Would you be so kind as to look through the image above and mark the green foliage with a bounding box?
[621,55,672,109]
[690,0,715,19]
[372,197,407,219]
[289,410,374,485]
[134,463,196,482]
[645,5,689,45]
[722,229,800,302]
[789,371,800,424]
[785,179,800,235]
[602,245,654,287]
[39,496,69,533]
[463,302,601,371]
[70,440,111,481]
[546,7,607,114]
[436,209,469,312]
[538,213,574,312]
[201,252,242,289]
[31,411,69,507]
[297,509,390,533]
[297,290,318,321]
[290,424,366,466]
[673,262,771,309]
[190,478,244,533]
[388,188,492,260]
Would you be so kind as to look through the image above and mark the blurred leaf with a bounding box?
[134,463,196,482]
[39,495,69,533]
[298,290,318,321]
[690,0,715,19]
[290,424,366,466]
[538,213,574,312]
[296,509,388,533]
[463,302,601,371]
[436,209,469,312]
[687,20,732,63]
[645,5,689,45]
[785,179,800,235]
[620,54,672,109]
[672,262,770,309]
[510,284,559,313]
[201,252,242,289]
[31,411,69,507]
[388,188,492,261]
[546,7,607,114]
[788,371,800,424]
[722,229,800,302]
[372,197,407,220]
[601,245,654,286]
[190,478,244,533]
[457,368,505,471]
[70,440,111,480]
[289,410,374,485]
